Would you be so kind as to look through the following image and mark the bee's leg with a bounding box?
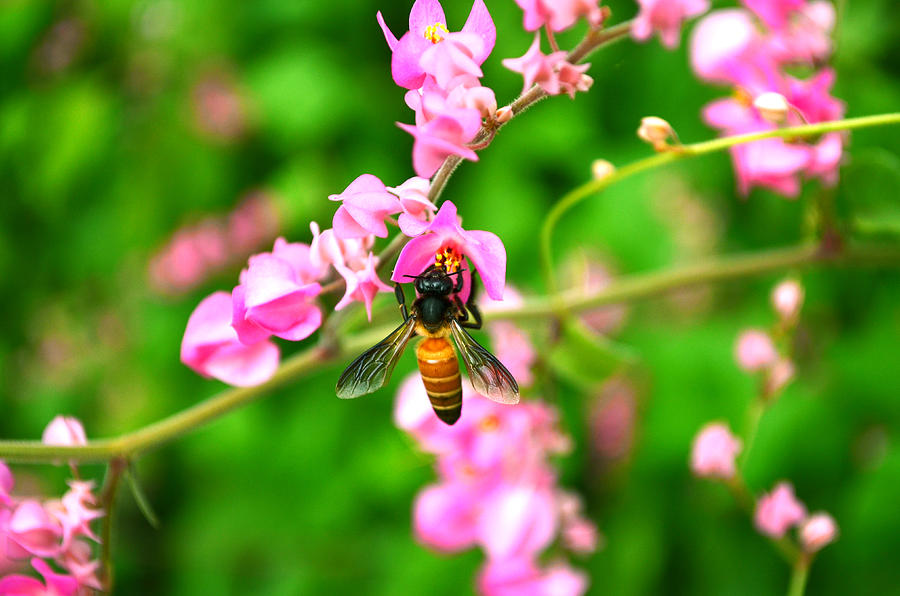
[456,272,483,330]
[395,283,409,321]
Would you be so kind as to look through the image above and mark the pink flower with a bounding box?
[398,108,482,178]
[513,0,605,32]
[632,0,710,49]
[231,239,323,343]
[741,0,805,30]
[765,1,835,65]
[734,329,777,371]
[478,485,558,560]
[377,0,495,90]
[309,223,374,272]
[691,422,742,479]
[391,200,506,301]
[386,177,436,235]
[333,252,393,320]
[0,558,78,596]
[419,31,485,90]
[755,482,807,538]
[689,9,760,84]
[59,539,102,591]
[590,377,636,461]
[800,512,838,552]
[771,279,804,321]
[329,174,402,239]
[413,482,480,551]
[478,558,588,596]
[41,417,87,448]
[1,461,15,508]
[55,481,103,547]
[503,35,564,95]
[6,501,63,558]
[181,291,280,387]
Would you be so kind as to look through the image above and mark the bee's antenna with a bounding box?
[402,274,420,279]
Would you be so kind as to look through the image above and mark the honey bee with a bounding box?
[336,256,519,425]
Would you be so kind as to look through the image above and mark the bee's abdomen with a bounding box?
[416,338,462,425]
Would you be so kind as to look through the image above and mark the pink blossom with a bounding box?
[689,10,760,84]
[734,329,777,372]
[413,482,480,551]
[755,482,807,538]
[309,223,374,273]
[0,558,78,596]
[377,0,495,90]
[514,0,605,32]
[386,177,436,235]
[55,481,103,547]
[333,252,393,320]
[502,35,564,95]
[41,417,86,448]
[191,71,247,142]
[181,291,280,387]
[59,539,102,591]
[741,0,805,30]
[392,201,506,301]
[231,239,323,343]
[329,174,402,239]
[478,485,558,560]
[590,377,636,461]
[632,0,710,49]
[6,501,63,559]
[691,422,742,479]
[419,32,485,90]
[765,1,835,65]
[771,279,804,321]
[398,108,481,178]
[479,558,588,596]
[227,192,280,255]
[800,512,838,552]
[1,461,15,508]
[561,517,598,554]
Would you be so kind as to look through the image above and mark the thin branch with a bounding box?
[2,241,898,463]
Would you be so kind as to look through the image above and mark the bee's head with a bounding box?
[413,268,452,296]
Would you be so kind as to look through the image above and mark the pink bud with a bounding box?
[637,116,675,151]
[735,329,777,371]
[41,416,87,447]
[800,512,838,552]
[765,358,795,395]
[755,482,807,538]
[495,106,513,123]
[754,92,790,124]
[691,422,742,479]
[591,159,615,180]
[771,279,804,321]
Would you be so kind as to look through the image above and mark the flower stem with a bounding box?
[787,553,812,596]
[539,112,900,291]
[1,242,898,463]
[100,457,127,590]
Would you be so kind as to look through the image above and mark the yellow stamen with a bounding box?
[423,22,449,44]
[479,414,500,432]
[435,247,461,274]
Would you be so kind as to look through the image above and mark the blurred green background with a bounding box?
[2,0,900,594]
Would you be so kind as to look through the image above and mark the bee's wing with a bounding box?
[450,319,520,405]
[336,317,417,399]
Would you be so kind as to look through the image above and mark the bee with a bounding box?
[336,258,519,425]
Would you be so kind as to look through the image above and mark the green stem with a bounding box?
[741,397,767,468]
[2,242,899,463]
[787,553,812,596]
[539,112,900,290]
[99,457,127,590]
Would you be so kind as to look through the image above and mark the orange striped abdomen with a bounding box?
[416,337,462,425]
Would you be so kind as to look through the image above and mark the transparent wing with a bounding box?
[336,317,417,399]
[450,319,520,405]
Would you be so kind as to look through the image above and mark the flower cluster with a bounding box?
[0,417,103,594]
[734,278,804,397]
[755,482,837,552]
[395,375,596,595]
[632,0,709,49]
[690,0,844,196]
[149,193,279,295]
[378,0,499,177]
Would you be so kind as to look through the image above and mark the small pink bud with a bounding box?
[691,422,742,479]
[735,329,777,372]
[591,159,615,181]
[800,512,838,552]
[753,92,790,124]
[637,116,676,151]
[771,279,804,321]
[755,482,807,538]
[42,416,87,447]
[495,106,513,123]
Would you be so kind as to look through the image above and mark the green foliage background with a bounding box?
[2,0,899,594]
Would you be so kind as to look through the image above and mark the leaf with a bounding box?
[546,317,638,389]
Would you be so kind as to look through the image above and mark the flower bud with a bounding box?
[591,159,615,181]
[765,357,795,396]
[753,92,790,124]
[755,482,806,538]
[637,116,675,151]
[735,329,777,372]
[691,422,742,479]
[495,106,513,123]
[771,279,804,321]
[42,416,87,447]
[800,513,838,552]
